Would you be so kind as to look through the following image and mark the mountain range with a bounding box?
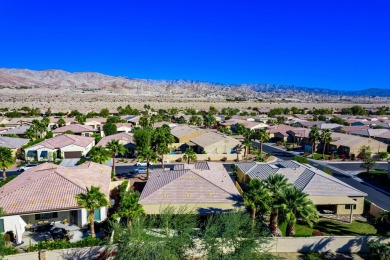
[1,68,389,98]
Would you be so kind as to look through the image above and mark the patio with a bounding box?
[18,222,83,247]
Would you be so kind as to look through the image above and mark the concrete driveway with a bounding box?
[60,158,80,167]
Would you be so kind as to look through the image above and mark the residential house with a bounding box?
[0,162,111,235]
[336,126,369,134]
[266,124,296,141]
[349,129,389,139]
[115,123,133,133]
[0,125,31,138]
[25,134,95,161]
[52,124,95,137]
[0,136,29,156]
[139,162,242,214]
[97,132,135,155]
[236,161,367,217]
[188,132,241,154]
[48,117,75,128]
[286,128,310,145]
[85,118,107,131]
[376,131,390,144]
[153,121,178,128]
[122,116,141,126]
[3,118,41,128]
[171,125,205,143]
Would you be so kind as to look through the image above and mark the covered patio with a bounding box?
[311,196,358,223]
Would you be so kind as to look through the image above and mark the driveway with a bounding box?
[60,159,80,167]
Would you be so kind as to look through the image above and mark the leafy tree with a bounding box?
[76,114,86,124]
[150,114,159,126]
[320,129,332,159]
[106,140,127,177]
[75,186,109,238]
[99,108,110,118]
[202,113,216,128]
[106,116,126,124]
[308,126,320,157]
[378,151,389,161]
[137,147,157,179]
[262,174,291,235]
[89,146,111,164]
[189,115,202,126]
[70,109,82,117]
[244,179,272,225]
[57,118,66,127]
[368,241,390,260]
[0,147,15,180]
[139,116,150,129]
[134,128,152,151]
[103,122,117,136]
[359,145,372,158]
[361,156,376,174]
[64,130,74,135]
[281,186,319,236]
[183,147,197,164]
[113,190,144,225]
[208,106,218,115]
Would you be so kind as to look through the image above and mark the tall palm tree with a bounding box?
[320,129,332,159]
[281,186,319,236]
[89,146,111,164]
[183,147,197,164]
[244,179,272,226]
[308,126,320,157]
[262,174,291,235]
[138,147,157,179]
[242,139,252,160]
[0,147,15,180]
[75,186,109,238]
[106,140,127,177]
[253,129,270,156]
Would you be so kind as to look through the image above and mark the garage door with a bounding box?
[64,151,82,159]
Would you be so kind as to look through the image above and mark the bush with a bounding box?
[175,158,182,162]
[312,230,324,236]
[378,152,389,160]
[2,246,18,256]
[76,156,87,165]
[292,156,309,164]
[351,153,356,160]
[26,237,104,252]
[221,157,227,162]
[367,241,390,260]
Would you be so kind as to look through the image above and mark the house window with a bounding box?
[0,219,4,233]
[35,212,58,220]
[344,204,357,210]
[94,209,101,221]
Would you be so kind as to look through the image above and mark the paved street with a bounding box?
[327,162,388,172]
[262,143,390,211]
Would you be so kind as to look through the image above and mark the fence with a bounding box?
[165,153,241,162]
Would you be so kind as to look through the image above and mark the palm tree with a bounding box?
[242,139,252,160]
[308,126,319,157]
[57,118,66,127]
[244,179,272,226]
[106,140,127,177]
[114,190,144,226]
[75,186,109,238]
[139,116,150,129]
[183,147,197,164]
[262,174,291,235]
[281,186,319,236]
[320,129,332,159]
[138,147,157,179]
[89,146,111,164]
[253,129,270,156]
[0,147,15,180]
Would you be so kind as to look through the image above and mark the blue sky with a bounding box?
[1,1,389,90]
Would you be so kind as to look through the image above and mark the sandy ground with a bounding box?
[0,92,387,111]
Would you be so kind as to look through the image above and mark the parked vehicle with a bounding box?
[18,164,38,172]
[134,167,151,174]
[136,161,153,167]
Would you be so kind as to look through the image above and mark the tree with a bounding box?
[89,146,111,164]
[99,108,110,118]
[134,128,152,151]
[208,106,218,115]
[0,147,15,180]
[76,114,86,124]
[57,118,66,127]
[359,145,372,158]
[244,179,272,225]
[138,147,157,179]
[103,122,117,136]
[202,113,216,128]
[189,115,202,126]
[152,126,175,169]
[253,129,270,155]
[262,174,291,235]
[361,156,376,174]
[378,152,389,161]
[368,241,390,260]
[139,116,150,129]
[113,190,144,226]
[308,126,320,157]
[75,186,109,238]
[281,186,319,236]
[320,129,332,159]
[106,140,127,177]
[183,147,197,164]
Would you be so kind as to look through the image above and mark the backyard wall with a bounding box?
[369,202,387,218]
[166,153,241,162]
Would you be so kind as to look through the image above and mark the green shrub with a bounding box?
[26,237,104,252]
[305,252,324,260]
[292,156,309,164]
[76,156,87,165]
[367,241,390,260]
[0,175,16,187]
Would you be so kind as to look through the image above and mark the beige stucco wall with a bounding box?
[53,131,94,137]
[336,197,364,215]
[20,211,71,225]
[165,153,242,162]
[141,203,240,214]
[202,139,241,154]
[346,138,387,156]
[237,168,250,184]
[176,131,205,143]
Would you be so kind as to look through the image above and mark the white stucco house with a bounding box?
[24,134,95,161]
[0,162,111,237]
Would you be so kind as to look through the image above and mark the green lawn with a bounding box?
[312,153,330,160]
[279,220,377,237]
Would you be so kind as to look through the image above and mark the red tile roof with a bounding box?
[0,162,111,215]
[30,134,94,149]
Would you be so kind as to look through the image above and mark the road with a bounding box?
[327,162,388,172]
[262,143,390,211]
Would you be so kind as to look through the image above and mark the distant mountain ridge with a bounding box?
[0,68,389,98]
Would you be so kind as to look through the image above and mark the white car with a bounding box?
[136,161,153,167]
[134,167,152,174]
[19,164,38,172]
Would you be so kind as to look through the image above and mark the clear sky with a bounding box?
[1,1,389,90]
